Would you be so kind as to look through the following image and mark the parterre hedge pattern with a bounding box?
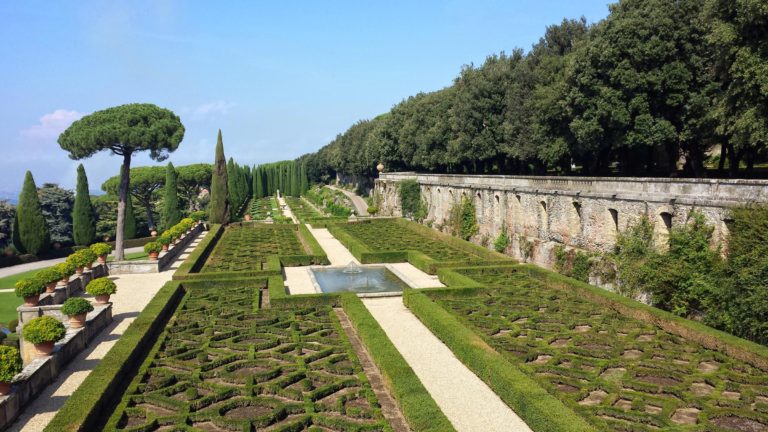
[108,283,391,431]
[430,266,768,432]
[248,198,274,221]
[333,219,481,262]
[202,224,307,273]
[285,197,324,222]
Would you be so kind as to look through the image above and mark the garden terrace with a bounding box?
[201,223,326,273]
[327,218,512,273]
[105,282,393,431]
[284,196,324,222]
[419,266,768,431]
[248,197,275,220]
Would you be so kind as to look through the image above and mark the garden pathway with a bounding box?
[0,246,145,279]
[8,233,205,432]
[363,296,532,432]
[304,225,359,266]
[276,195,299,223]
[327,185,369,216]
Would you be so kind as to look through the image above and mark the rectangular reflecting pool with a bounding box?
[311,266,410,294]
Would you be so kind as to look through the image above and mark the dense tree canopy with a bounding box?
[58,103,184,260]
[102,166,165,230]
[38,183,74,245]
[176,163,212,211]
[0,200,14,251]
[299,0,767,182]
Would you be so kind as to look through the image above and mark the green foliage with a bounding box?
[209,130,230,224]
[38,183,74,245]
[14,277,43,298]
[611,216,656,298]
[447,196,478,240]
[102,166,165,229]
[72,164,96,246]
[0,200,14,250]
[52,262,75,278]
[0,346,21,382]
[36,267,63,285]
[61,297,94,316]
[493,223,510,253]
[89,242,112,257]
[143,241,162,254]
[715,206,768,344]
[553,245,591,283]
[67,248,96,268]
[176,163,212,212]
[398,180,426,221]
[86,278,117,296]
[23,315,66,344]
[190,210,206,221]
[13,171,50,255]
[0,345,21,382]
[162,162,181,229]
[123,193,137,239]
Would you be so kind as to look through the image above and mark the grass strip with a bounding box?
[403,289,596,432]
[341,294,455,432]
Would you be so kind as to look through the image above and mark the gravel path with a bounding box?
[0,247,145,279]
[304,225,359,266]
[277,194,299,223]
[363,296,532,432]
[327,185,369,216]
[8,233,205,432]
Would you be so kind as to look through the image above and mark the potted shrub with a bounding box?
[144,242,162,260]
[66,250,89,275]
[86,278,117,304]
[15,277,44,306]
[0,346,21,395]
[80,249,97,270]
[37,267,64,293]
[23,315,66,357]
[90,242,112,264]
[53,262,75,286]
[157,234,172,252]
[61,297,94,329]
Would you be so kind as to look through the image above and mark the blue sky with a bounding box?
[0,0,611,196]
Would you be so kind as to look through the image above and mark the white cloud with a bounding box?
[19,109,83,142]
[182,101,236,121]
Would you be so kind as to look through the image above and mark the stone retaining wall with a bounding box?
[374,172,768,268]
[108,223,203,274]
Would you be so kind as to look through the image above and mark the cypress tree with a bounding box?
[209,130,230,224]
[163,162,181,229]
[300,163,309,194]
[255,167,264,198]
[13,171,50,255]
[124,195,137,239]
[72,164,96,246]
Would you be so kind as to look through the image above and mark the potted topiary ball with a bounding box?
[144,241,162,260]
[90,242,113,264]
[22,315,66,357]
[86,278,117,304]
[37,267,64,293]
[15,277,44,306]
[60,297,94,329]
[157,234,172,252]
[80,248,97,270]
[53,262,75,287]
[0,346,21,395]
[66,250,87,275]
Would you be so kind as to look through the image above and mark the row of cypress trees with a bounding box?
[252,160,308,199]
[13,160,185,256]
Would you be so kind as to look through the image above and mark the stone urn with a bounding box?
[69,314,87,329]
[150,229,158,237]
[103,235,111,242]
[34,341,55,357]
[377,162,385,173]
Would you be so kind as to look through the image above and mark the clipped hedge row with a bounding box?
[172,224,223,279]
[403,288,596,432]
[297,223,330,265]
[45,281,186,432]
[341,294,455,432]
[394,218,512,261]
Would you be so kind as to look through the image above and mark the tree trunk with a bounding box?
[115,152,132,261]
[718,143,727,176]
[727,143,739,177]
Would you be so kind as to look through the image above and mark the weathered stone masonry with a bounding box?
[374,172,768,269]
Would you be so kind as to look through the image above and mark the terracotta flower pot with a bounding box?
[162,244,169,252]
[75,267,84,276]
[85,263,92,270]
[148,251,159,261]
[97,255,107,264]
[45,282,57,293]
[57,277,69,287]
[23,295,39,307]
[95,294,111,304]
[103,235,111,242]
[0,382,11,396]
[34,341,55,357]
[69,313,87,329]
[244,214,252,221]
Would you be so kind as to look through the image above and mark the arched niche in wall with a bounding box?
[654,211,673,250]
[539,200,549,238]
[570,200,583,240]
[606,208,619,245]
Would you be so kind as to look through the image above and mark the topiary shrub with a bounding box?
[61,297,94,317]
[157,234,171,246]
[22,315,66,344]
[367,205,378,215]
[66,248,95,268]
[89,242,112,257]
[52,262,75,279]
[86,278,117,296]
[36,267,64,285]
[190,210,206,221]
[144,241,162,254]
[14,277,44,298]
[0,345,22,382]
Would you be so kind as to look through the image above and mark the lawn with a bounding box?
[0,292,22,328]
[426,266,768,431]
[105,282,392,431]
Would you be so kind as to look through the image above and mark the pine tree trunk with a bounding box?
[115,153,131,261]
